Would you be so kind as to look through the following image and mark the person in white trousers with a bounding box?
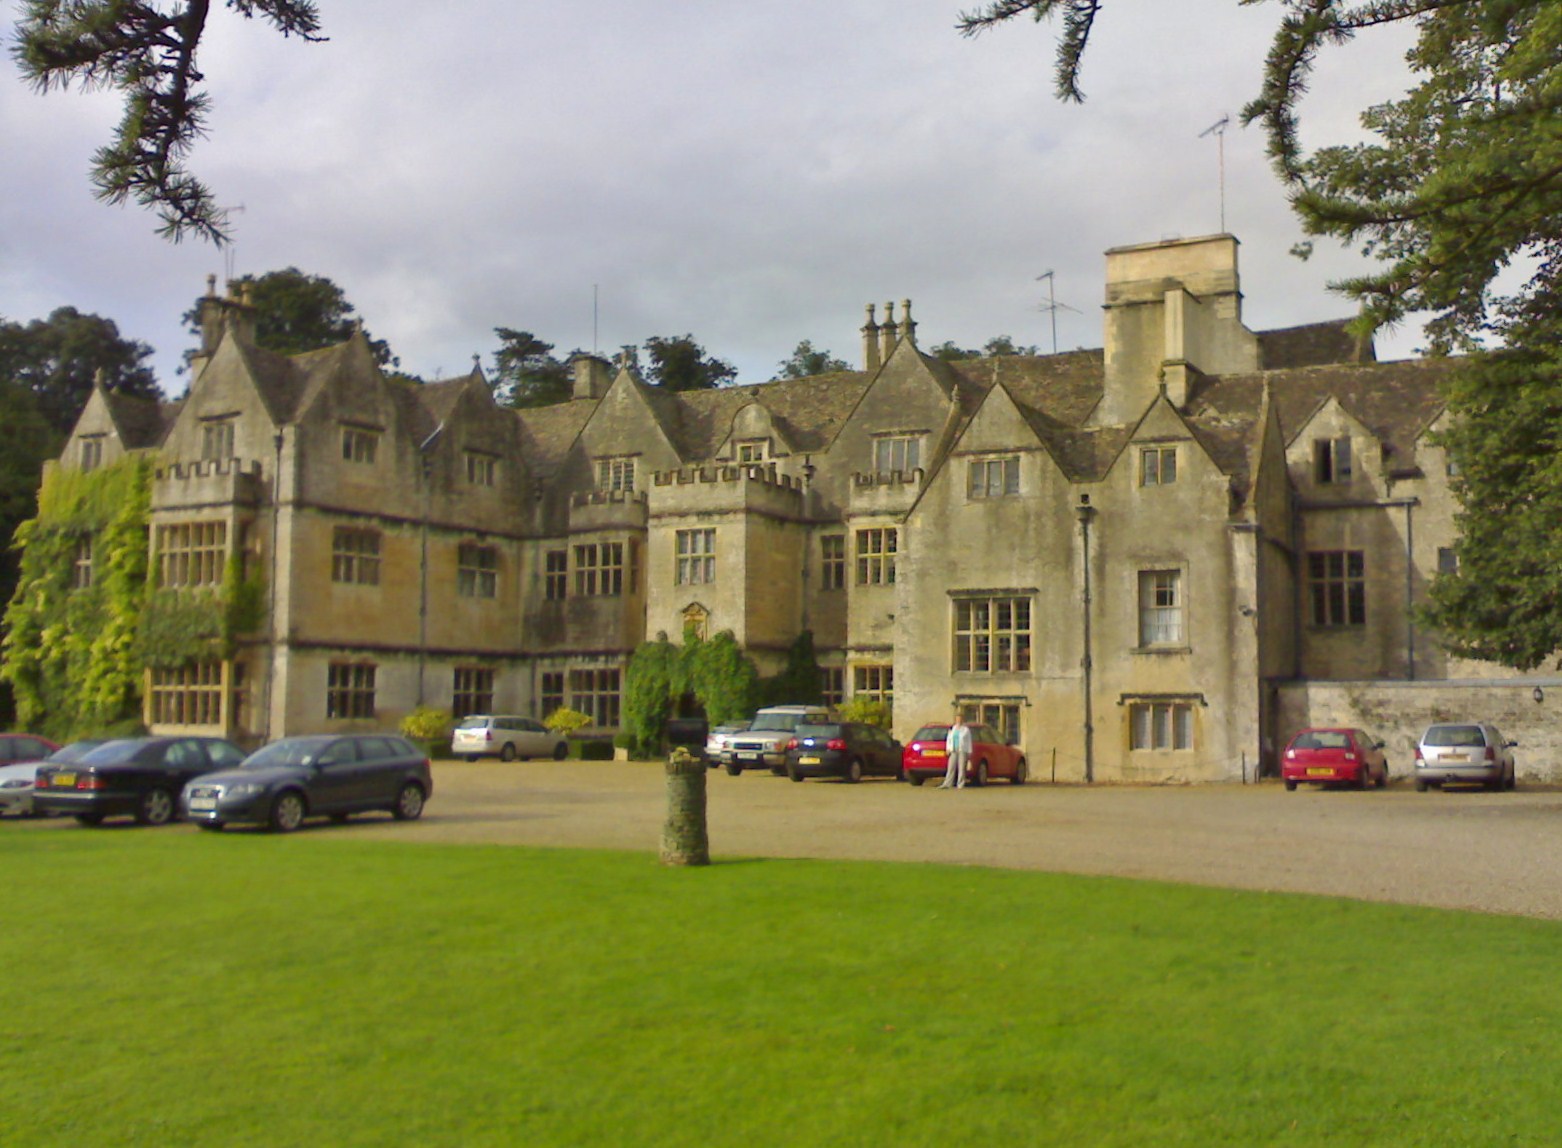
[939,715,973,788]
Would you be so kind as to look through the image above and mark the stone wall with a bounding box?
[1275,678,1562,783]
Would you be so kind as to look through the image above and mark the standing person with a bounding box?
[939,714,973,788]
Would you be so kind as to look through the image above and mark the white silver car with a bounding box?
[0,739,104,817]
[1414,722,1517,791]
[451,715,568,762]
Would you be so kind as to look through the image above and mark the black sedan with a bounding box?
[784,722,903,783]
[33,736,246,826]
[181,734,433,833]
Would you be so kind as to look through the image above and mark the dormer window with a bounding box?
[1140,446,1177,486]
[873,435,920,475]
[465,451,498,487]
[598,456,635,492]
[80,436,103,472]
[1314,436,1352,484]
[736,440,768,463]
[342,426,379,465]
[201,418,235,462]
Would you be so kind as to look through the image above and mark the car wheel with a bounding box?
[75,812,105,826]
[464,755,480,763]
[770,766,786,776]
[392,782,426,821]
[1356,767,1370,791]
[330,812,351,823]
[1375,764,1387,789]
[553,742,568,761]
[1508,768,1518,791]
[135,786,175,826]
[500,742,517,762]
[788,768,804,783]
[1414,778,1428,792]
[198,821,225,832]
[1283,779,1297,792]
[725,763,742,776]
[973,760,989,787]
[844,758,863,784]
[1012,758,1028,785]
[269,791,306,833]
[908,773,926,787]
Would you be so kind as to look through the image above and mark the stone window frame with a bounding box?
[452,667,495,718]
[540,671,565,717]
[72,537,94,590]
[820,666,845,708]
[1139,445,1177,487]
[820,534,846,590]
[967,455,1020,500]
[952,594,1033,673]
[1129,699,1196,751]
[675,528,716,586]
[1313,436,1353,484]
[569,667,621,729]
[544,549,568,600]
[80,436,104,472]
[331,527,382,586]
[872,434,920,475]
[597,456,636,493]
[148,661,224,727]
[341,425,380,465]
[1308,550,1366,627]
[201,417,236,462]
[326,661,377,719]
[575,541,625,596]
[1136,568,1185,647]
[157,521,228,589]
[465,450,499,487]
[855,527,898,586]
[457,543,499,599]
[853,663,894,704]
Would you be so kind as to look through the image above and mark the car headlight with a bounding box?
[221,782,267,801]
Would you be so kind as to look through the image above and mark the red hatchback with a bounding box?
[902,722,1028,787]
[1281,727,1389,791]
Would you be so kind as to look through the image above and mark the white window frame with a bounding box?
[598,456,636,492]
[1130,701,1194,750]
[968,456,1020,499]
[676,529,715,586]
[855,528,898,586]
[1140,446,1177,486]
[1138,570,1184,646]
[873,436,920,475]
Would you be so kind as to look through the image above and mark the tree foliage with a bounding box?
[642,335,737,392]
[492,328,572,408]
[620,630,763,758]
[182,268,397,368]
[0,307,160,437]
[774,340,849,380]
[13,0,324,244]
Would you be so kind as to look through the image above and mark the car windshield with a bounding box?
[1424,725,1484,747]
[752,713,810,732]
[911,725,949,741]
[48,740,107,763]
[243,738,335,768]
[795,724,843,738]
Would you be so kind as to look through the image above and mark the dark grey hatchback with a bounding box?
[180,734,432,833]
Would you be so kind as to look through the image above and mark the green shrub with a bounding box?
[544,707,592,737]
[400,706,453,742]
[839,697,892,729]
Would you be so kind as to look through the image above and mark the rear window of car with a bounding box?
[911,725,949,741]
[1292,730,1351,750]
[456,717,492,731]
[795,724,843,738]
[1423,725,1485,747]
[751,712,822,733]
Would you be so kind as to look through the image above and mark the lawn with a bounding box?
[3,826,1559,1147]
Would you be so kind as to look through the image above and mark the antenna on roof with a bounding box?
[1198,116,1230,232]
[592,284,599,356]
[1035,270,1081,355]
[217,204,246,283]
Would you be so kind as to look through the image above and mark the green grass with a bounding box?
[3,829,1560,1147]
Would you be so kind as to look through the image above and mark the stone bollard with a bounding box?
[660,747,710,867]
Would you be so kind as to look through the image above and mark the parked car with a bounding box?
[451,715,567,762]
[724,706,832,775]
[33,736,246,825]
[181,734,433,832]
[0,739,105,818]
[784,722,903,783]
[1281,728,1388,791]
[1414,722,1517,791]
[704,721,749,770]
[902,722,1028,787]
[0,734,61,818]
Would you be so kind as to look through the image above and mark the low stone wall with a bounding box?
[1275,678,1562,783]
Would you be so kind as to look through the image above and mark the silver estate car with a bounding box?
[1414,723,1517,791]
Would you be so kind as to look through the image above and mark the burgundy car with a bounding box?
[1281,727,1389,791]
[902,722,1027,787]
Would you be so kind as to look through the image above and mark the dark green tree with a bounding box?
[492,329,572,408]
[13,0,323,244]
[774,340,850,380]
[642,335,736,392]
[0,307,160,437]
[928,340,979,362]
[983,335,1039,356]
[0,384,56,648]
[962,1,1562,664]
[182,268,397,368]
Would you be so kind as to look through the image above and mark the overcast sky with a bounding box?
[1,1,1424,394]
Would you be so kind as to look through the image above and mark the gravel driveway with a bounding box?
[324,761,1562,921]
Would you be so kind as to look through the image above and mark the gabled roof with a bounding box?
[101,388,180,449]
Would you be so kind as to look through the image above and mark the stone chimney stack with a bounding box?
[880,301,898,363]
[229,282,259,346]
[198,275,224,357]
[861,304,881,372]
[572,354,613,400]
[898,298,916,346]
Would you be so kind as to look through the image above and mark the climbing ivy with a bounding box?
[1,456,153,738]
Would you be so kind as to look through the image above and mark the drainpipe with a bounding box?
[262,430,284,741]
[417,429,441,706]
[1076,494,1096,784]
[1404,500,1416,680]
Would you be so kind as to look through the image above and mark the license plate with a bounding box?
[925,749,946,759]
[800,756,820,765]
[53,772,76,788]
[188,796,217,812]
[1306,767,1334,777]
[1442,754,1468,763]
[739,753,761,763]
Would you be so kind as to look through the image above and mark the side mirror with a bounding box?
[1374,740,1386,749]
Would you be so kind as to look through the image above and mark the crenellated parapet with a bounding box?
[848,467,925,513]
[651,462,806,517]
[569,487,649,531]
[152,458,266,508]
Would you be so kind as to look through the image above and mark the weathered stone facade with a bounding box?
[46,235,1554,779]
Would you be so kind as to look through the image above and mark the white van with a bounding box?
[724,705,832,775]
[451,716,568,762]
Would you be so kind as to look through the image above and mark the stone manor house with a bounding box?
[50,233,1556,782]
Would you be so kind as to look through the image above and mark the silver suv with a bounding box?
[724,706,831,775]
[1414,722,1517,791]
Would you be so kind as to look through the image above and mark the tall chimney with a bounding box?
[880,300,898,363]
[861,304,881,372]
